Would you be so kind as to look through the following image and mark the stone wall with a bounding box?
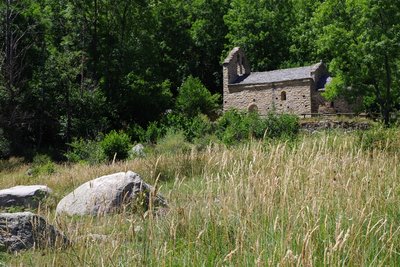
[223,47,251,112]
[312,90,356,114]
[224,79,313,115]
[301,120,371,132]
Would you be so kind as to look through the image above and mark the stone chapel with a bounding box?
[222,47,353,115]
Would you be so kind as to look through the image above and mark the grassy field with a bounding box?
[0,130,400,266]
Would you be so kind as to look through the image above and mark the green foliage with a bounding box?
[358,126,400,152]
[29,154,56,176]
[224,0,295,70]
[216,110,299,145]
[64,138,106,165]
[263,113,300,140]
[143,113,213,144]
[0,129,10,159]
[2,0,400,159]
[314,0,400,125]
[176,76,220,118]
[145,122,165,144]
[126,124,146,143]
[322,75,343,101]
[184,114,213,142]
[155,130,191,155]
[101,131,131,161]
[123,74,173,125]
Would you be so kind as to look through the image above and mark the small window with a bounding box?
[281,91,287,101]
[330,102,334,108]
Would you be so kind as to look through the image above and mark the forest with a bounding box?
[0,0,399,159]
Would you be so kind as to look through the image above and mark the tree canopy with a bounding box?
[0,0,399,157]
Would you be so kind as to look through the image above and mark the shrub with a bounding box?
[192,134,218,151]
[216,110,299,145]
[263,113,299,139]
[176,76,220,118]
[65,138,106,164]
[127,123,146,143]
[185,114,213,142]
[29,154,56,176]
[216,110,267,145]
[215,110,248,145]
[155,130,191,155]
[358,126,400,151]
[101,130,131,161]
[145,121,165,144]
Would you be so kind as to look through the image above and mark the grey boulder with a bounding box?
[0,185,52,208]
[0,212,69,252]
[56,171,167,216]
[131,143,145,157]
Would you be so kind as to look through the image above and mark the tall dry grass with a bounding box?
[1,131,399,266]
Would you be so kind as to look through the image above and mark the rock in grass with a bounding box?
[0,185,52,209]
[131,143,145,157]
[0,212,69,252]
[56,171,167,216]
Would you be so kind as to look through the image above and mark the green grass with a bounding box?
[1,130,400,266]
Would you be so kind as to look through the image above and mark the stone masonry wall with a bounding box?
[224,79,313,115]
[223,47,251,112]
[312,90,355,114]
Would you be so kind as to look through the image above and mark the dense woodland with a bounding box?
[0,0,399,158]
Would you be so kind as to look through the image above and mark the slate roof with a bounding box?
[231,65,316,85]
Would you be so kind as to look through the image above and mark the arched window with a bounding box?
[248,104,258,113]
[281,91,287,101]
[237,54,243,75]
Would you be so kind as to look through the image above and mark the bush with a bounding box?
[65,138,106,164]
[216,110,251,145]
[29,154,56,176]
[358,126,400,151]
[155,130,191,154]
[185,114,213,142]
[145,121,165,144]
[101,130,131,161]
[216,110,299,145]
[176,76,220,118]
[144,113,213,144]
[263,113,299,139]
[127,123,146,143]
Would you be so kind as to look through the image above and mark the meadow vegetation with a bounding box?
[0,124,399,266]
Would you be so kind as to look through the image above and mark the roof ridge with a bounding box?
[251,65,313,74]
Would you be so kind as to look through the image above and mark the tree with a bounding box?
[224,0,295,71]
[187,0,230,92]
[315,0,400,125]
[288,0,324,65]
[0,0,48,153]
[176,76,220,118]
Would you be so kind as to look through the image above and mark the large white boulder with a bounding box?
[56,171,167,216]
[0,212,68,252]
[0,185,52,208]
